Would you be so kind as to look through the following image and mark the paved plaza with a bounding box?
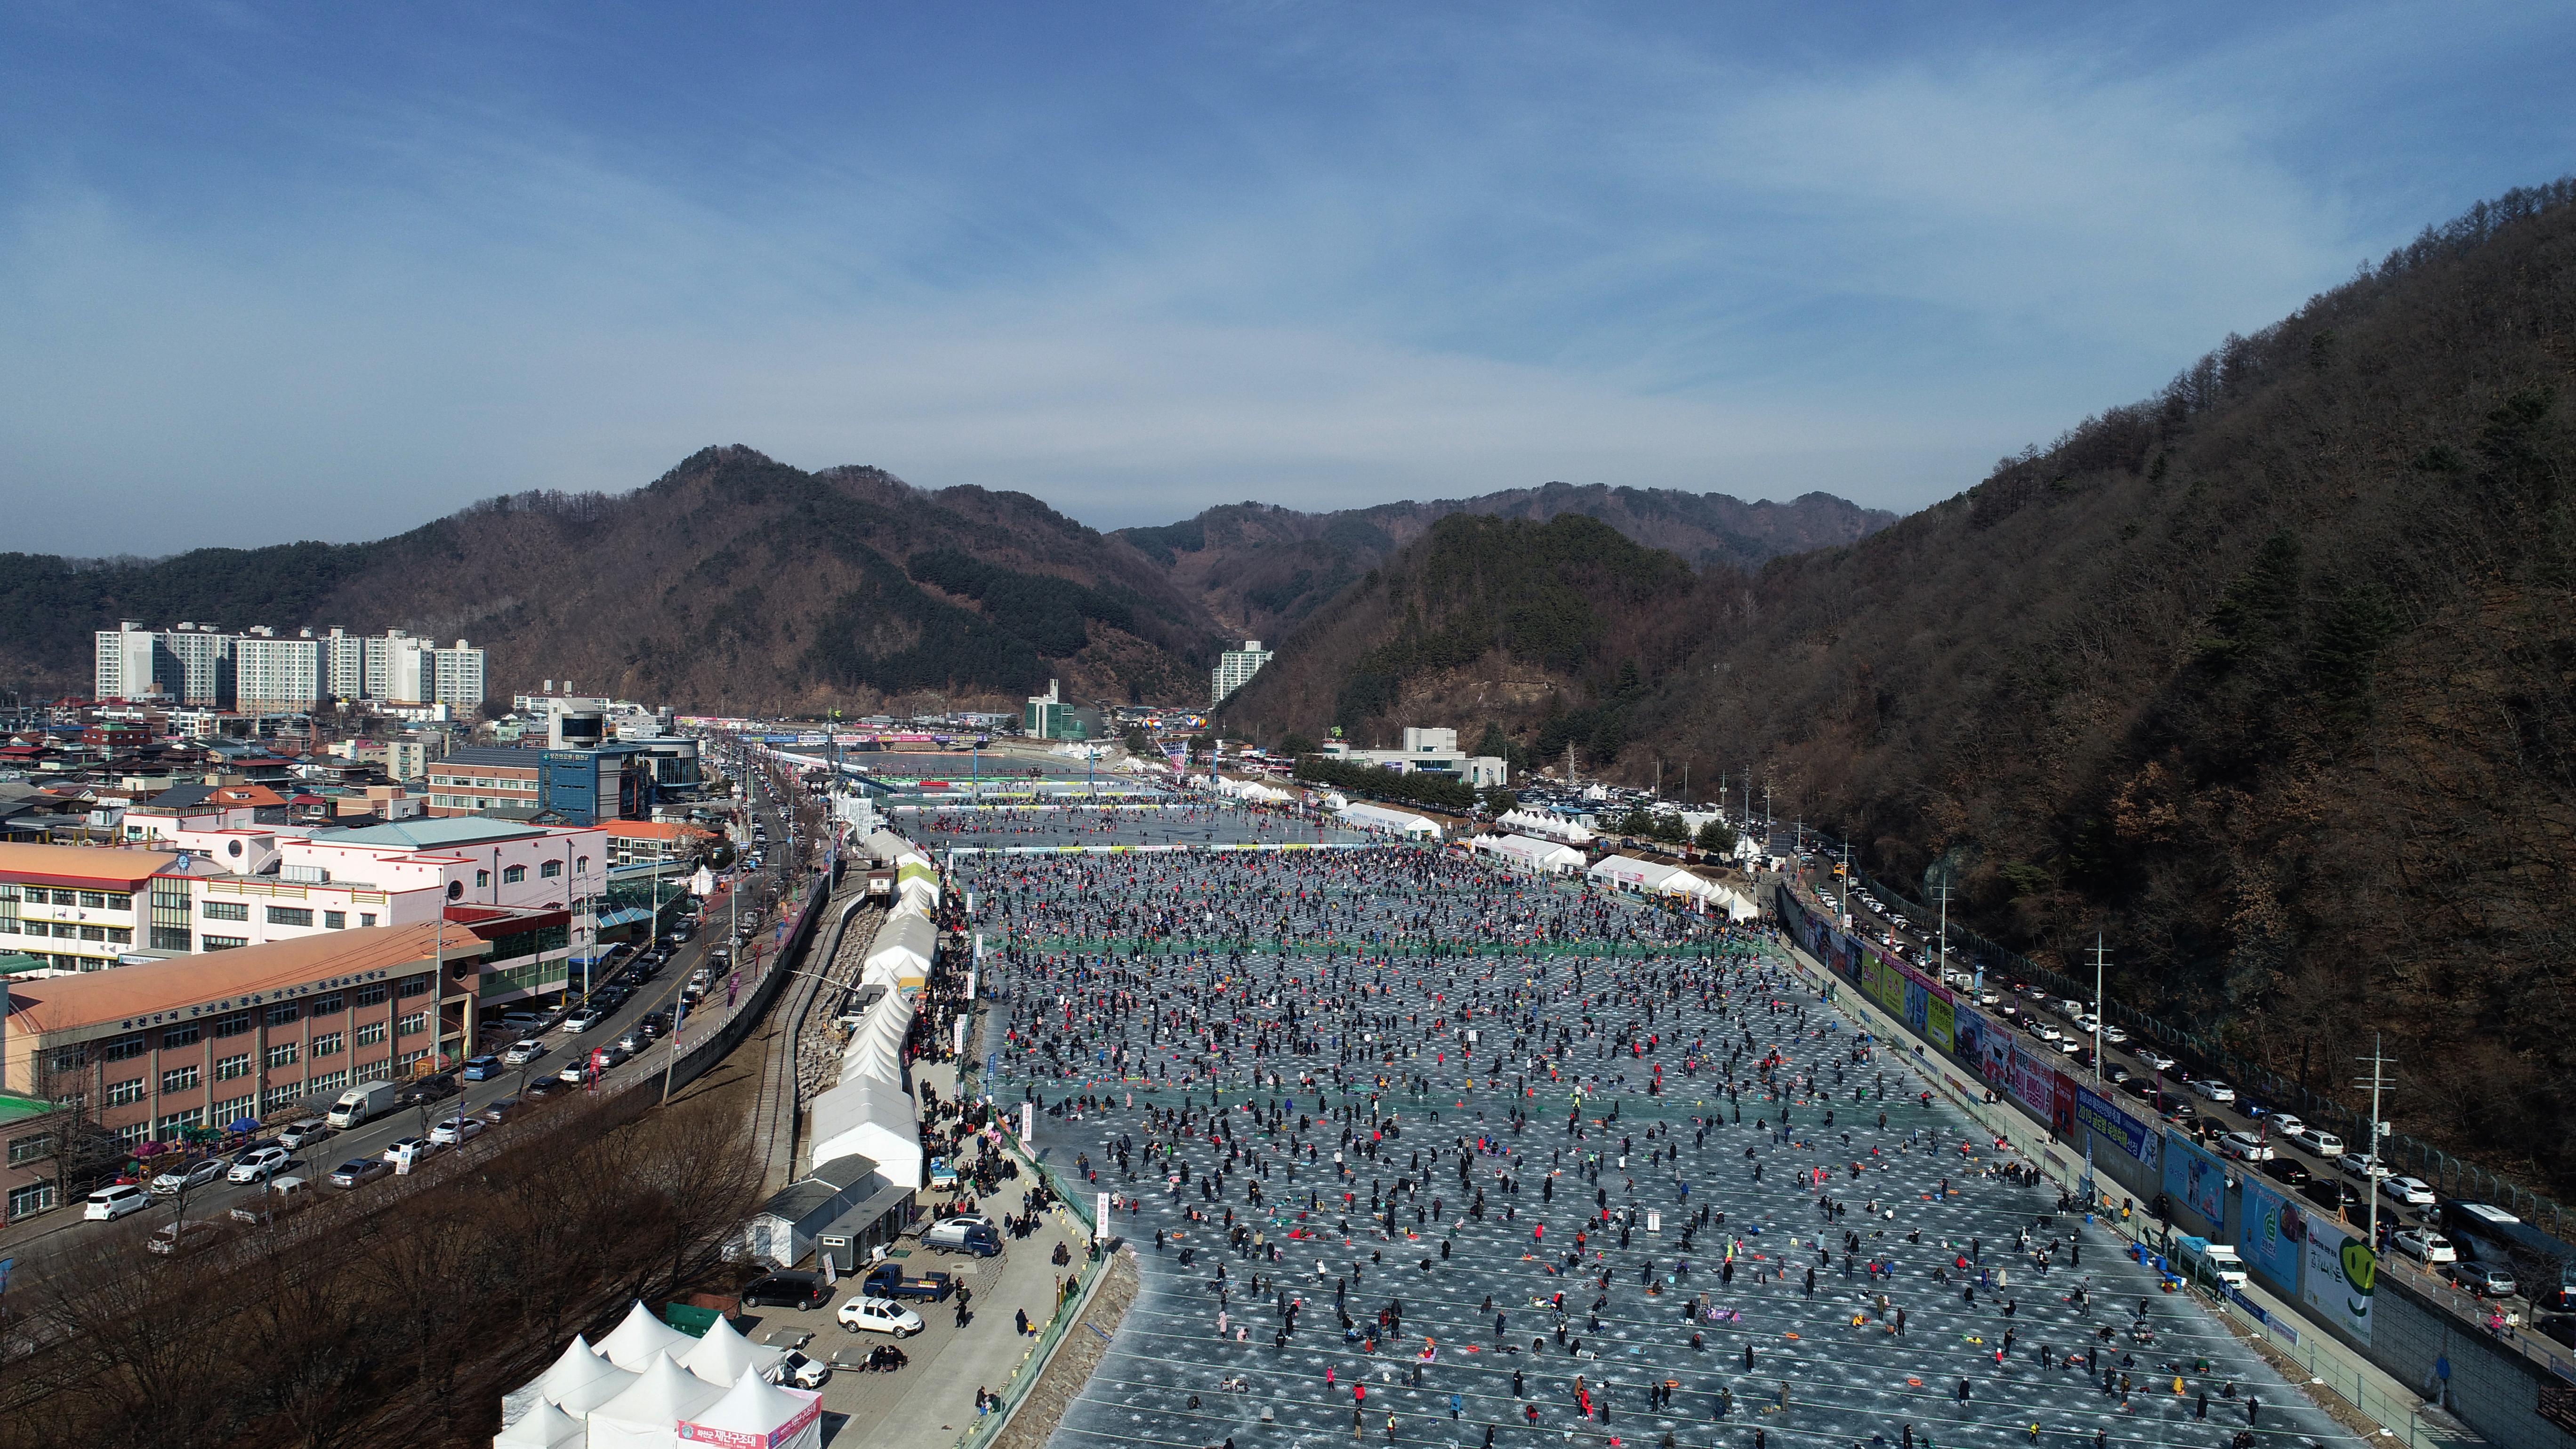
[954,837,2350,1449]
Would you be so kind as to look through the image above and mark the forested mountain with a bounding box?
[0,449,1227,713]
[1225,179,2576,1193]
[1115,483,1891,638]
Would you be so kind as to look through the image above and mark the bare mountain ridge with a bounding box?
[1115,483,1893,638]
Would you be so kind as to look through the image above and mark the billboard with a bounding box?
[2239,1182,2304,1291]
[1925,993,1956,1053]
[2162,1135,2228,1226]
[2302,1216,2375,1344]
[2006,1044,2057,1117]
[2072,1086,2159,1171]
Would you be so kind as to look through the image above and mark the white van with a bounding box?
[2182,1240,2248,1288]
[326,1080,402,1129]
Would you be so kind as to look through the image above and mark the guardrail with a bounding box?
[1806,852,2572,1240]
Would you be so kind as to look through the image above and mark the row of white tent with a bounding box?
[806,842,936,1183]
[499,1303,821,1449]
[1496,809,1595,846]
[1583,853,1761,919]
[1203,773,1296,804]
[862,829,942,913]
[1338,801,1443,837]
[1468,832,1586,874]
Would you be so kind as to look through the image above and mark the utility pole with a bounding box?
[2357,1037,2396,1246]
[1838,838,1851,926]
[1933,879,1951,981]
[2089,934,2109,1087]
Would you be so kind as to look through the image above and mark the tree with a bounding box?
[1479,786,1519,816]
[1695,818,1737,853]
[1279,732,1318,758]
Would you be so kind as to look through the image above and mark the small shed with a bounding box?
[741,1154,883,1269]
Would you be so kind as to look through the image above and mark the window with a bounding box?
[48,1046,85,1074]
[475,870,490,888]
[394,1049,430,1073]
[211,1093,255,1122]
[306,1069,349,1093]
[311,993,343,1014]
[7,1132,53,1166]
[216,1053,253,1080]
[213,1011,254,1038]
[105,928,130,945]
[260,1085,304,1113]
[151,927,193,951]
[265,1042,300,1068]
[355,982,389,1006]
[310,1031,343,1058]
[112,1122,147,1147]
[355,1021,387,1046]
[77,926,105,942]
[202,900,249,921]
[155,1107,204,1134]
[576,856,590,875]
[160,1024,201,1050]
[97,1033,147,1062]
[396,1011,428,1037]
[502,864,527,885]
[266,1003,300,1027]
[540,860,562,879]
[160,1065,201,1093]
[103,892,131,911]
[8,1183,56,1221]
[202,935,248,951]
[324,911,346,929]
[266,906,314,927]
[397,974,432,998]
[359,913,378,928]
[79,891,106,909]
[355,1058,394,1082]
[106,1078,145,1106]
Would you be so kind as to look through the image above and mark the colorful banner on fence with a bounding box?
[2239,1181,2304,1291]
[1925,993,1956,1053]
[2071,1086,2159,1172]
[2006,1043,2058,1118]
[2301,1216,2375,1344]
[2162,1135,2229,1226]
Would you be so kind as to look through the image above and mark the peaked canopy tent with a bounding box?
[678,1315,788,1389]
[493,1400,584,1449]
[678,1368,824,1449]
[1470,833,1586,875]
[585,1354,722,1449]
[596,1301,702,1374]
[1338,802,1442,838]
[841,998,911,1086]
[863,909,935,989]
[805,1073,922,1186]
[894,860,941,910]
[1497,809,1594,846]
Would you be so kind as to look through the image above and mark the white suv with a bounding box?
[835,1296,925,1336]
[85,1183,151,1221]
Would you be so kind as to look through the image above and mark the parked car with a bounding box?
[396,1075,457,1107]
[2218,1132,2275,1162]
[2137,1050,2177,1071]
[428,1116,486,1146]
[151,1157,229,1196]
[2267,1114,2305,1140]
[2451,1261,2519,1298]
[2188,1078,2237,1104]
[86,1183,152,1220]
[502,1039,548,1067]
[382,1136,440,1165]
[639,1012,669,1038]
[773,1351,831,1390]
[741,1271,832,1310]
[229,1176,315,1225]
[2380,1175,2437,1208]
[2393,1229,2457,1264]
[2300,1178,2362,1215]
[329,1158,393,1189]
[564,1007,606,1034]
[2337,1153,2393,1181]
[462,1055,504,1082]
[2288,1126,2347,1157]
[835,1296,926,1336]
[2259,1158,2312,1187]
[526,1078,572,1101]
[277,1119,333,1151]
[923,1219,1001,1257]
[227,1144,291,1183]
[481,1098,522,1126]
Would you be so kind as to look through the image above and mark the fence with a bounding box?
[1811,849,2570,1239]
[950,1130,1114,1449]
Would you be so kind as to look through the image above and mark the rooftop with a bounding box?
[1,921,476,1036]
[439,746,547,770]
[0,842,182,887]
[305,818,557,850]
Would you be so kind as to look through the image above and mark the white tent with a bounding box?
[585,1354,723,1449]
[1471,833,1585,875]
[1339,802,1441,837]
[678,1369,824,1449]
[805,1073,923,1184]
[535,1336,615,1405]
[547,1360,637,1418]
[864,910,936,988]
[1586,855,1689,894]
[841,996,911,1084]
[678,1315,788,1389]
[495,1400,584,1449]
[894,859,941,909]
[596,1301,701,1374]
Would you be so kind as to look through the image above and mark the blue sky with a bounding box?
[3,2,2569,555]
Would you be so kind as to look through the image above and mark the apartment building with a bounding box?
[423,747,545,815]
[1211,639,1273,707]
[93,623,484,711]
[0,845,177,971]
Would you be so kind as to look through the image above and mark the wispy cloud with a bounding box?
[0,2,2563,551]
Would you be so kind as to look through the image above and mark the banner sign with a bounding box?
[2162,1135,2228,1225]
[2239,1181,2304,1290]
[2302,1217,2375,1344]
[2072,1086,2159,1170]
[2006,1043,2057,1117]
[1925,993,1956,1053]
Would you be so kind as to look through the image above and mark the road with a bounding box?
[0,777,804,1282]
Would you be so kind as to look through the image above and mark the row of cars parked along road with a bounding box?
[1802,847,2576,1333]
[64,797,793,1263]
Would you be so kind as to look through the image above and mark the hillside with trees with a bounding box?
[1226,180,2576,1194]
[0,448,1227,715]
[1116,483,1890,641]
